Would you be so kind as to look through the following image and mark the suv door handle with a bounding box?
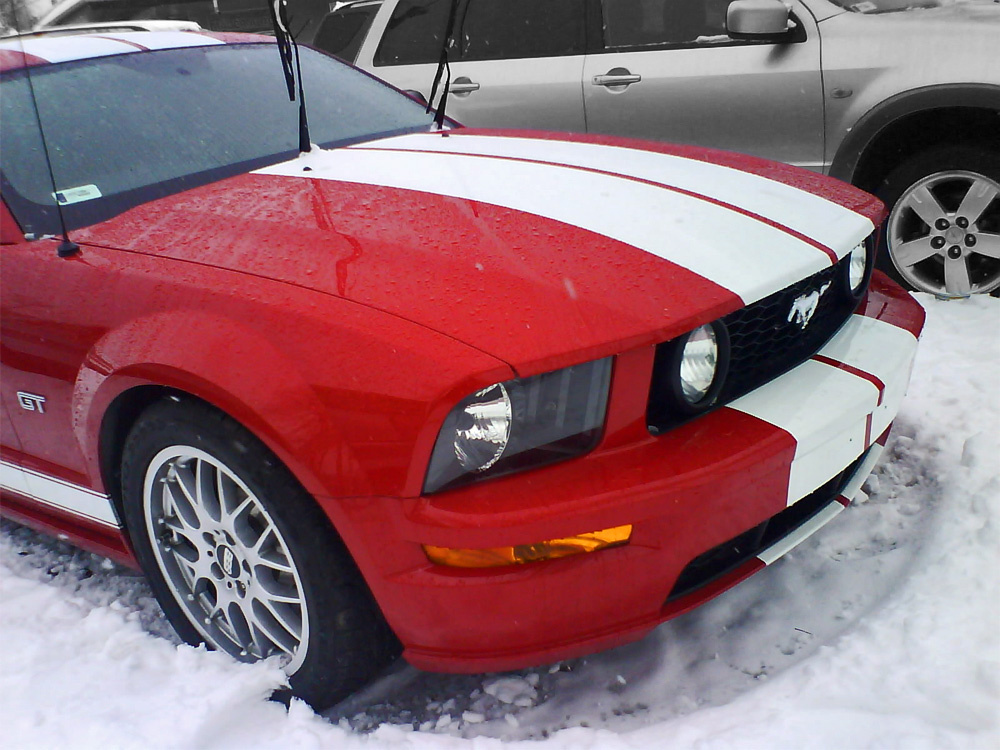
[592,68,641,88]
[451,77,480,96]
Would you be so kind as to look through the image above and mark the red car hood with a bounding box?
[76,130,883,376]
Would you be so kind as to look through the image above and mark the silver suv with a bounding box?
[316,0,1000,297]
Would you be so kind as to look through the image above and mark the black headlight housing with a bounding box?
[647,320,731,431]
[424,358,613,494]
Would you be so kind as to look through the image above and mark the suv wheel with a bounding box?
[876,145,1000,297]
[121,397,399,708]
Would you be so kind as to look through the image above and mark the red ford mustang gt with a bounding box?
[0,30,925,707]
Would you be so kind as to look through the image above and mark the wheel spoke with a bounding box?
[250,595,302,655]
[957,179,999,226]
[169,459,216,530]
[905,185,947,228]
[944,257,972,296]
[973,232,1000,260]
[892,236,940,267]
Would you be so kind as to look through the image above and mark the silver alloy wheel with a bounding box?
[886,169,1000,297]
[143,446,309,671]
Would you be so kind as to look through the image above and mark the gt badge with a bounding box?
[787,282,832,330]
[16,392,47,413]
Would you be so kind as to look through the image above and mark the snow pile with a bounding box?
[1,293,998,749]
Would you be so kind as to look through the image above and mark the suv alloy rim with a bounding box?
[887,169,1000,297]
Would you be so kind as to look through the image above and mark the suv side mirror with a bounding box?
[727,0,791,40]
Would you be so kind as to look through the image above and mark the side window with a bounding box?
[313,2,382,62]
[602,0,793,49]
[374,0,454,66]
[460,0,586,61]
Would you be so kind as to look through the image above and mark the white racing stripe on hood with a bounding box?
[358,133,876,259]
[256,147,836,304]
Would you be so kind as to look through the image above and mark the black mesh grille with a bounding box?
[648,256,859,432]
[717,257,856,402]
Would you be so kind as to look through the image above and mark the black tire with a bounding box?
[120,396,399,709]
[874,145,1000,297]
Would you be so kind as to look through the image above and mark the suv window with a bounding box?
[459,0,586,61]
[602,0,730,48]
[374,0,453,66]
[313,1,383,62]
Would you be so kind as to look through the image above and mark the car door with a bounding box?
[357,0,588,132]
[582,0,826,171]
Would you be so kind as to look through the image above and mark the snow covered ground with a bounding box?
[1,293,997,749]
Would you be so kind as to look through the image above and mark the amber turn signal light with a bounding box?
[423,525,632,568]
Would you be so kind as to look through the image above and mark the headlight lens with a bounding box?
[848,241,868,293]
[424,358,613,493]
[679,325,719,404]
[453,383,512,472]
[647,319,730,428]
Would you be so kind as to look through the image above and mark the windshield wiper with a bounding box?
[426,0,460,130]
[268,0,311,153]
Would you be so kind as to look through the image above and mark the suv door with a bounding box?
[359,0,588,132]
[583,0,826,171]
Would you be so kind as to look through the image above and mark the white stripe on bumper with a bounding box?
[258,147,838,305]
[360,133,875,260]
[757,442,883,566]
[0,461,118,527]
[729,314,918,505]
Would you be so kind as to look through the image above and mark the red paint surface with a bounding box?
[0,200,25,244]
[71,172,742,378]
[0,48,48,71]
[0,115,925,674]
[0,487,137,567]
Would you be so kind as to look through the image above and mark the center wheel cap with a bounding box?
[945,226,966,244]
[217,544,241,578]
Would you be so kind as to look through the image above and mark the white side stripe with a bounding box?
[729,314,918,505]
[0,461,119,528]
[359,133,875,259]
[257,148,836,304]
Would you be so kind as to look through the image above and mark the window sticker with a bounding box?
[54,184,102,205]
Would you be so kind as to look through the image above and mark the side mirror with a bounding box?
[727,0,791,40]
[404,89,428,105]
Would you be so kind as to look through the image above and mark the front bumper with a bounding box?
[324,274,925,673]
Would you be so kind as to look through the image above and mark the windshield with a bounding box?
[0,42,435,234]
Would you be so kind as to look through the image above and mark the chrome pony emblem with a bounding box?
[787,282,831,330]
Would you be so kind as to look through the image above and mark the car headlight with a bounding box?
[424,358,613,493]
[647,320,730,427]
[846,238,874,299]
[679,325,720,404]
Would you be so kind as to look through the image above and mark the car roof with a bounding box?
[0,29,269,73]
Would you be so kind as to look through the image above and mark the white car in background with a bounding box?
[315,0,1000,297]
